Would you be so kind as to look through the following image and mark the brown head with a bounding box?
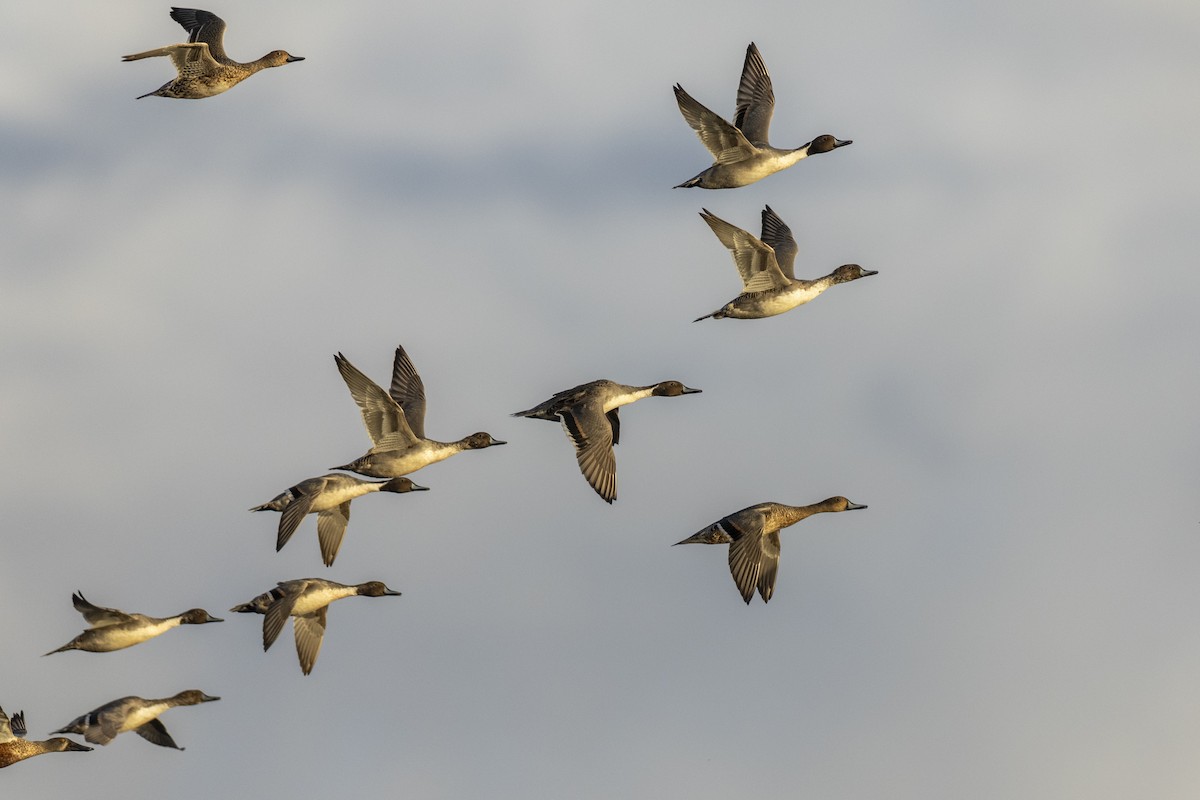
[651,381,703,397]
[180,609,223,625]
[830,264,878,284]
[354,581,402,598]
[169,690,220,705]
[806,134,853,155]
[463,432,506,449]
[381,477,429,494]
[822,496,868,512]
[171,690,220,706]
[260,50,305,67]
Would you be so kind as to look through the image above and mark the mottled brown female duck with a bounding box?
[123,8,303,99]
[0,705,91,768]
[675,497,867,603]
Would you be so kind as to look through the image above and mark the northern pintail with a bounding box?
[512,379,701,503]
[44,592,222,655]
[674,497,866,603]
[332,345,506,479]
[53,690,219,749]
[0,706,91,768]
[251,474,429,567]
[673,43,851,189]
[123,8,303,99]
[693,206,876,321]
[230,579,401,675]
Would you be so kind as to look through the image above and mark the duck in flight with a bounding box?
[44,592,222,655]
[0,706,92,768]
[123,7,303,99]
[332,345,506,479]
[513,379,701,503]
[251,474,429,567]
[675,496,867,603]
[673,42,851,189]
[53,691,219,749]
[693,205,876,321]
[230,579,402,675]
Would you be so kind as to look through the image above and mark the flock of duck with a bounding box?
[2,8,874,769]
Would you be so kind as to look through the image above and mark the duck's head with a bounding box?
[381,477,429,494]
[831,264,878,284]
[824,496,868,512]
[173,690,221,705]
[355,581,402,598]
[806,134,853,155]
[464,432,506,449]
[46,738,93,754]
[652,381,703,397]
[180,609,224,625]
[262,50,305,67]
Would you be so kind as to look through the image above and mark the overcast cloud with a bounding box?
[2,1,1198,797]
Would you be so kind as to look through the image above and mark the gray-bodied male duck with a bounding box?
[53,690,219,749]
[512,379,701,503]
[123,8,303,99]
[332,345,506,479]
[230,579,401,675]
[251,474,429,567]
[0,705,91,768]
[675,497,866,603]
[44,592,222,655]
[673,43,851,189]
[693,206,876,321]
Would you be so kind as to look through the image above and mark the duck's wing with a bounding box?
[700,210,789,292]
[724,510,771,604]
[134,718,182,750]
[387,345,428,440]
[673,84,757,164]
[335,353,417,450]
[759,205,799,281]
[89,699,133,745]
[262,584,304,651]
[560,403,617,503]
[169,7,229,63]
[316,503,352,567]
[71,593,134,628]
[292,606,328,675]
[276,488,319,553]
[756,530,782,603]
[0,706,25,742]
[122,42,222,77]
[733,43,775,144]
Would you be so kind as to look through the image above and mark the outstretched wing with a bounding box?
[316,503,352,567]
[674,84,756,165]
[388,345,428,440]
[134,718,182,750]
[72,592,134,628]
[733,43,775,144]
[293,607,328,675]
[759,205,799,281]
[169,7,229,63]
[560,404,617,503]
[724,510,772,603]
[700,209,789,293]
[335,353,418,450]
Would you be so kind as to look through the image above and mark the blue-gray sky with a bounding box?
[3,1,1199,797]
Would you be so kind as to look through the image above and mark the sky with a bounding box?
[2,0,1199,796]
